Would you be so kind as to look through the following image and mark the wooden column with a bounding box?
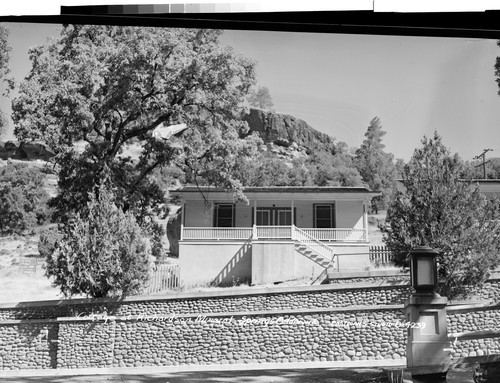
[253,199,258,239]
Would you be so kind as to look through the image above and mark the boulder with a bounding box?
[244,108,336,154]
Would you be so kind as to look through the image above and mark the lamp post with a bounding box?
[405,246,450,383]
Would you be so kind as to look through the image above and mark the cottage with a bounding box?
[170,186,380,287]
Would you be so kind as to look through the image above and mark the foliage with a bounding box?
[232,140,363,188]
[248,86,274,110]
[45,184,153,298]
[234,153,309,187]
[12,25,258,221]
[38,226,63,260]
[0,163,50,235]
[355,117,396,211]
[306,150,363,187]
[382,132,500,299]
[463,157,500,179]
[0,24,13,137]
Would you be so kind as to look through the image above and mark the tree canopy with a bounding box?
[12,25,258,221]
[382,132,500,299]
[0,163,50,235]
[0,24,12,137]
[248,86,274,110]
[355,117,396,211]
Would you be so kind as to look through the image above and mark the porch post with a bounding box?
[291,199,295,239]
[364,200,369,242]
[180,202,184,241]
[253,199,258,239]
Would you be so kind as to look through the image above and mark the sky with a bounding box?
[1,22,500,162]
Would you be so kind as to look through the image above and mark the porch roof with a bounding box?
[170,186,380,201]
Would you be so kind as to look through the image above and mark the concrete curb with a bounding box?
[0,359,406,377]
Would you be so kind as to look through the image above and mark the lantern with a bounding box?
[409,246,438,294]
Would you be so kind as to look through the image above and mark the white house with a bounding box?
[170,186,380,287]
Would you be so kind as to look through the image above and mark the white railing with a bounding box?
[256,226,293,239]
[302,228,366,242]
[292,226,336,264]
[181,226,365,242]
[182,227,253,240]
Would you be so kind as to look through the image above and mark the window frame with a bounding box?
[213,203,235,227]
[313,203,336,228]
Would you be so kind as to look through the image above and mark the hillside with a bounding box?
[244,108,337,154]
[0,108,340,163]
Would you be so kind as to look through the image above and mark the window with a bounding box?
[214,204,234,227]
[314,204,335,228]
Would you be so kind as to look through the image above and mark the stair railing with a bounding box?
[292,225,337,268]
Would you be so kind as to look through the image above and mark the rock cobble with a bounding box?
[56,310,407,368]
[0,323,55,370]
[0,286,409,321]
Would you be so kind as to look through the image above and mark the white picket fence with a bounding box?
[369,245,394,266]
[143,264,180,294]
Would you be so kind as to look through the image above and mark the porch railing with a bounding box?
[256,225,293,239]
[302,228,366,242]
[182,227,253,240]
[181,226,367,242]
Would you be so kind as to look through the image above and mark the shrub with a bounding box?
[0,163,50,235]
[45,184,153,298]
[382,133,500,299]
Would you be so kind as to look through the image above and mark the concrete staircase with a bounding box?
[292,226,337,285]
[294,243,333,268]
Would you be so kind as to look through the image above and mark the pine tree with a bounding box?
[45,183,153,298]
[382,132,500,299]
[355,117,396,211]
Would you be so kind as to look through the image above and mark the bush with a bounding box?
[45,184,153,298]
[38,226,63,259]
[382,133,500,299]
[0,163,50,235]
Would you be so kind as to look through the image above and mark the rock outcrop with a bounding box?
[244,108,336,154]
[0,141,55,161]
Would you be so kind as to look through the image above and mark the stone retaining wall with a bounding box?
[1,275,500,370]
[55,307,407,369]
[447,304,500,358]
[0,282,411,321]
[0,321,57,370]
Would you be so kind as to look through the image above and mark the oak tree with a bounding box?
[12,25,258,222]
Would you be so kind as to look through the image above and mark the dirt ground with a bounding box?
[0,234,65,303]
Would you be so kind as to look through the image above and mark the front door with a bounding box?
[255,208,293,226]
[276,209,292,226]
[256,209,272,226]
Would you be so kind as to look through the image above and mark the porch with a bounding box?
[181,225,367,242]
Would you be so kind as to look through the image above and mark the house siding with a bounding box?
[335,200,364,229]
[180,241,252,287]
[183,198,365,230]
[184,200,211,227]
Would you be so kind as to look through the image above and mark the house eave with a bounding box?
[170,186,381,201]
